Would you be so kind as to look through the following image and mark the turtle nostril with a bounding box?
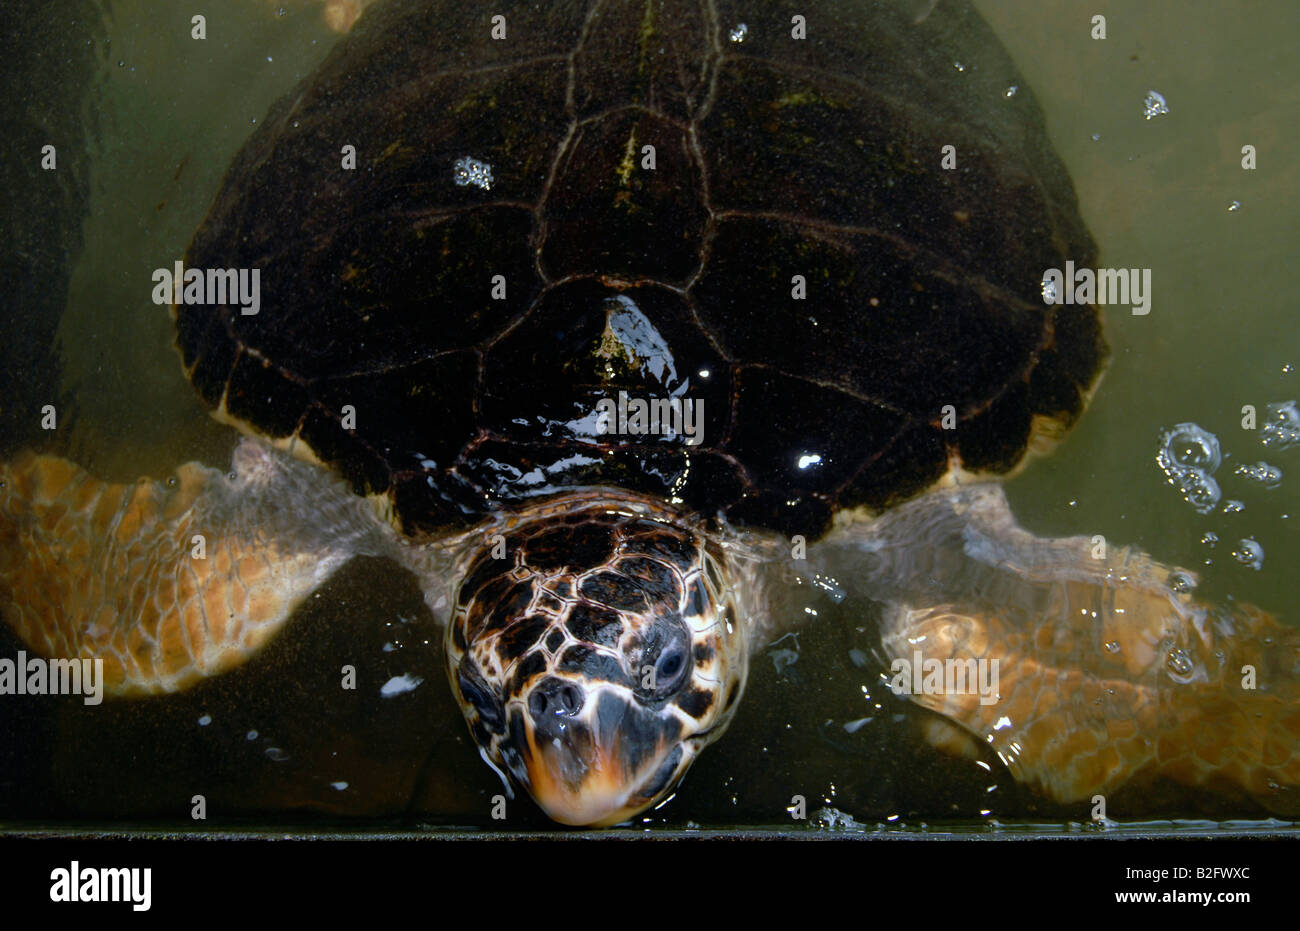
[529,677,585,723]
[558,682,582,714]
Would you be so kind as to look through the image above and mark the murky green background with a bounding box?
[3,0,1297,831]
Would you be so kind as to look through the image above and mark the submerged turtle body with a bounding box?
[3,0,1298,827]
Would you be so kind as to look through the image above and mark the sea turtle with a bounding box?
[2,0,1297,827]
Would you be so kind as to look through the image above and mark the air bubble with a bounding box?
[265,747,290,762]
[1041,274,1059,304]
[1231,538,1264,570]
[1167,571,1195,593]
[1259,401,1300,449]
[1143,89,1170,119]
[1004,85,1018,98]
[1228,200,1241,212]
[1234,462,1282,489]
[1162,422,1221,472]
[1156,423,1222,514]
[1164,648,1196,683]
[1183,472,1219,513]
[452,156,493,191]
[1104,640,1121,654]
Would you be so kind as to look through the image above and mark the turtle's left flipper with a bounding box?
[0,439,397,697]
[811,485,1300,813]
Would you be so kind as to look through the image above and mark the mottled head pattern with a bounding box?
[445,491,747,826]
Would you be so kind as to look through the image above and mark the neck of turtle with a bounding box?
[400,487,689,596]
[396,486,774,649]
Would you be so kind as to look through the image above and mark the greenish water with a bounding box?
[976,0,1299,616]
[3,0,1298,832]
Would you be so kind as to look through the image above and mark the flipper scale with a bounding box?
[0,440,394,696]
[815,485,1300,813]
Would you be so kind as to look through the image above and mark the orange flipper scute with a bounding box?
[0,440,393,696]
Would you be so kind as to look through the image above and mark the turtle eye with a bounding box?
[657,643,685,683]
[639,622,690,697]
[457,659,505,732]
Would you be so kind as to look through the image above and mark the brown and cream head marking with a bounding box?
[444,491,750,826]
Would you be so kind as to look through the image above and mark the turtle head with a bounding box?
[445,496,748,826]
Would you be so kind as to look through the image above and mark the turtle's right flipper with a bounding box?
[811,485,1300,813]
[0,439,396,697]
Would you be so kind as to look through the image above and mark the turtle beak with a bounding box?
[511,690,688,827]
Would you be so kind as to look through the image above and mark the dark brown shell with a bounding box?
[178,0,1105,539]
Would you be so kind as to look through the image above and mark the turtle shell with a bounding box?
[177,0,1105,539]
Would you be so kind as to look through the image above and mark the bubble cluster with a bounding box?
[1259,400,1300,449]
[1155,422,1222,514]
[1234,461,1282,489]
[1200,530,1218,565]
[815,806,865,831]
[1163,647,1196,683]
[1040,274,1059,304]
[1143,89,1170,120]
[452,156,493,191]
